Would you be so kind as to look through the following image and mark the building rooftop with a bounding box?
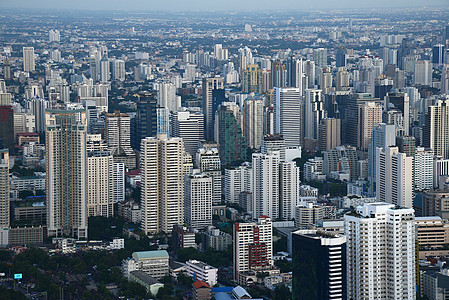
[129,270,162,286]
[192,280,210,289]
[132,250,169,260]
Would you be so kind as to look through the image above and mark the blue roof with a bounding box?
[212,287,233,293]
[132,250,169,260]
[213,292,232,300]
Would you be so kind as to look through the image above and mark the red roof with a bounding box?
[193,280,210,289]
[16,132,39,136]
[125,169,141,176]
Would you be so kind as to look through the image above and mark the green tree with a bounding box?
[273,284,292,300]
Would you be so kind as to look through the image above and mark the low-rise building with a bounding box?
[203,226,232,251]
[422,269,449,300]
[123,250,169,279]
[172,225,196,251]
[186,260,218,287]
[416,216,449,249]
[192,280,211,300]
[129,270,164,296]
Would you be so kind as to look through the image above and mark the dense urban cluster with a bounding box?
[0,6,448,300]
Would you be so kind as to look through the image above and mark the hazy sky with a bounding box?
[1,0,448,11]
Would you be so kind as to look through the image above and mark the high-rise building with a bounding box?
[105,111,134,156]
[304,89,325,141]
[224,163,252,204]
[131,91,157,150]
[252,152,280,220]
[171,110,204,157]
[292,230,346,300]
[335,67,350,91]
[184,172,212,230]
[432,44,445,67]
[243,95,264,150]
[233,216,273,280]
[46,109,88,239]
[319,118,341,151]
[238,47,253,74]
[49,29,60,42]
[414,147,434,191]
[0,105,14,150]
[396,135,416,157]
[100,56,110,82]
[345,203,416,300]
[196,148,222,204]
[320,67,333,94]
[274,87,304,148]
[261,134,286,161]
[280,160,301,220]
[23,47,35,72]
[271,61,287,88]
[313,48,328,68]
[414,60,432,86]
[216,103,247,165]
[433,156,449,189]
[376,146,413,208]
[113,162,125,203]
[0,149,9,246]
[323,145,358,181]
[286,56,307,94]
[242,64,263,94]
[358,102,383,151]
[424,99,449,159]
[202,77,224,140]
[158,82,180,113]
[385,91,410,135]
[112,59,126,81]
[141,134,185,234]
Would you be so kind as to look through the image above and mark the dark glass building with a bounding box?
[131,91,157,150]
[292,230,346,300]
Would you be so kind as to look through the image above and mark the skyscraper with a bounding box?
[414,60,432,86]
[158,82,180,113]
[112,59,126,81]
[376,146,413,208]
[274,87,304,148]
[292,230,346,300]
[184,172,212,230]
[0,105,14,150]
[319,118,341,152]
[141,134,185,234]
[0,149,9,246]
[46,109,88,239]
[252,152,280,220]
[100,56,110,82]
[345,203,416,300]
[280,160,301,220]
[424,99,449,159]
[243,95,264,150]
[105,111,134,156]
[414,147,434,191]
[113,162,125,203]
[242,64,263,94]
[271,61,287,88]
[202,77,224,140]
[304,89,325,142]
[171,110,204,157]
[49,29,60,42]
[313,48,328,68]
[23,47,35,72]
[196,147,222,204]
[131,91,157,150]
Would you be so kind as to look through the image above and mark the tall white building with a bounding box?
[184,172,212,230]
[46,109,88,239]
[274,87,304,148]
[414,60,432,86]
[171,110,204,157]
[304,89,325,141]
[424,99,449,159]
[86,150,113,217]
[433,156,449,188]
[414,147,434,191]
[196,148,221,204]
[100,56,110,82]
[113,60,126,81]
[0,150,9,246]
[158,82,180,113]
[224,163,252,204]
[113,162,125,203]
[345,203,416,300]
[279,160,301,220]
[23,47,35,72]
[233,216,273,279]
[243,96,264,149]
[252,152,280,220]
[105,111,134,156]
[141,134,185,234]
[49,29,60,42]
[376,146,413,208]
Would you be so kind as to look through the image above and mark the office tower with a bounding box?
[233,216,273,280]
[158,82,180,113]
[375,78,393,101]
[141,134,185,234]
[396,135,416,157]
[376,146,413,208]
[13,113,35,134]
[304,60,316,88]
[292,230,346,300]
[441,65,449,94]
[105,111,134,156]
[112,59,126,81]
[313,48,328,68]
[23,47,35,72]
[131,91,157,150]
[345,203,416,300]
[113,162,125,203]
[184,172,212,230]
[214,44,228,60]
[280,160,300,220]
[242,64,263,94]
[196,147,221,204]
[304,89,325,141]
[336,48,347,68]
[252,152,280,220]
[238,47,253,74]
[171,110,204,157]
[86,142,113,218]
[271,61,287,88]
[358,101,383,151]
[368,123,396,195]
[319,118,341,151]
[414,60,432,86]
[0,105,14,150]
[243,95,264,150]
[434,156,449,189]
[320,67,333,94]
[0,150,9,246]
[385,91,410,135]
[216,103,247,165]
[46,109,87,239]
[432,44,445,67]
[274,87,304,148]
[224,163,252,204]
[414,147,434,191]
[262,69,272,92]
[3,57,11,80]
[424,99,449,159]
[49,29,60,42]
[156,107,170,137]
[335,67,350,91]
[286,56,306,94]
[100,56,110,82]
[323,145,358,181]
[202,77,224,140]
[261,134,286,161]
[90,55,99,81]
